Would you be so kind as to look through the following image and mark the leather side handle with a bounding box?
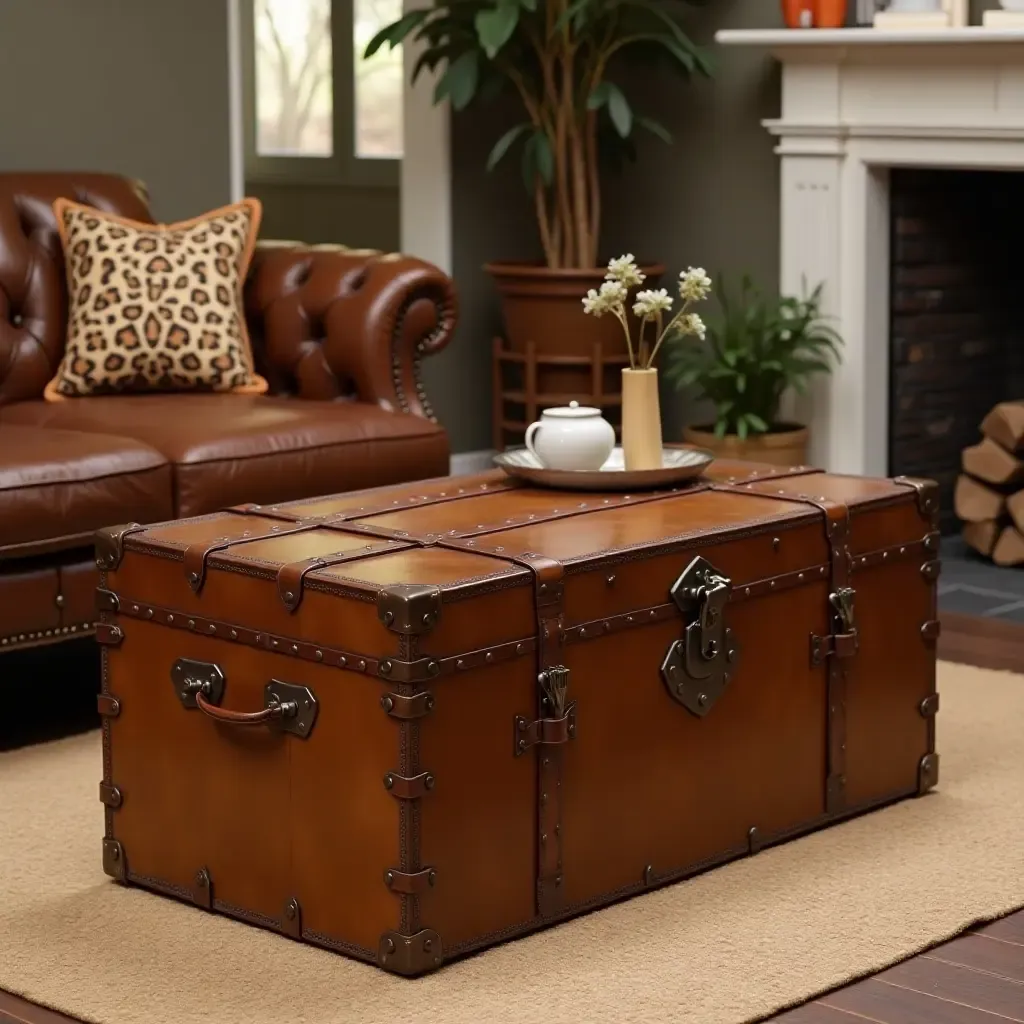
[195,690,292,726]
[173,664,319,739]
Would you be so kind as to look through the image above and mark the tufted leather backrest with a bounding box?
[0,173,153,406]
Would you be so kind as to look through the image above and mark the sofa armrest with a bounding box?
[245,242,457,417]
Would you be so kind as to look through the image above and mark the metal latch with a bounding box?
[661,556,740,718]
[514,666,577,756]
[811,587,859,665]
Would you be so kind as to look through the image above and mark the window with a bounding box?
[245,0,401,185]
[255,0,334,158]
[353,0,404,159]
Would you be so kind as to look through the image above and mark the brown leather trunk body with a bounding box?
[95,459,941,977]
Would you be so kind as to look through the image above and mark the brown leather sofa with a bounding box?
[0,173,456,654]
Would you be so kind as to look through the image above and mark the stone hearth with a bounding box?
[717,28,1024,476]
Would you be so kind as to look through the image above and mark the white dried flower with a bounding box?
[678,312,706,340]
[633,288,673,318]
[581,279,628,317]
[606,254,645,289]
[679,266,712,302]
[582,288,605,317]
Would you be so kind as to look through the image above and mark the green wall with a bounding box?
[0,0,232,220]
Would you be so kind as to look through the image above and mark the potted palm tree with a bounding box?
[664,276,843,466]
[366,0,711,358]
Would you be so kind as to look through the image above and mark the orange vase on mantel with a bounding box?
[814,0,849,28]
[781,0,848,26]
[781,0,814,26]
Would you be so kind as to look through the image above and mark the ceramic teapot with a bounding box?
[524,401,616,472]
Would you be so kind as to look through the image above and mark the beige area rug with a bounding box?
[1,662,1022,1024]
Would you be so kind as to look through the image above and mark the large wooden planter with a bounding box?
[683,423,810,468]
[485,261,662,396]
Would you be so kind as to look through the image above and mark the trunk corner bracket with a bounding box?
[378,929,443,976]
[377,585,442,634]
[94,522,144,571]
[918,753,940,795]
[661,556,739,718]
[894,475,940,521]
[101,838,125,881]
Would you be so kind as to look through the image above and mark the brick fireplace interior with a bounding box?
[888,168,1024,537]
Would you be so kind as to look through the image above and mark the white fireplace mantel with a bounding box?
[716,28,1024,475]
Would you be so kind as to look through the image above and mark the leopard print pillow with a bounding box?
[45,198,268,400]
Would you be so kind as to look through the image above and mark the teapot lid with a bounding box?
[543,400,600,419]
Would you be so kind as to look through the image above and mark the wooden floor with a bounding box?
[939,611,1024,673]
[770,910,1024,1024]
[1,910,1021,1024]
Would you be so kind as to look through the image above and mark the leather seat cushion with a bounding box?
[1,396,450,517]
[0,424,172,556]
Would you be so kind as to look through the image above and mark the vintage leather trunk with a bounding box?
[95,459,941,976]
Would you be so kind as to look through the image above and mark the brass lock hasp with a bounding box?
[661,556,739,717]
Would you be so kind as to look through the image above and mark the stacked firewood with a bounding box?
[956,402,1024,566]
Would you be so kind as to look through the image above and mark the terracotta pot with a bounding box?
[485,262,664,350]
[486,261,664,401]
[781,0,815,26]
[814,0,848,27]
[682,422,810,468]
[621,368,663,471]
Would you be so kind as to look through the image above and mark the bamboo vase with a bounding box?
[621,368,663,471]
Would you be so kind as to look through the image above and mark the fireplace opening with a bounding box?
[888,168,1024,536]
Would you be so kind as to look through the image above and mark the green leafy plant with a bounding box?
[365,0,711,270]
[664,276,843,440]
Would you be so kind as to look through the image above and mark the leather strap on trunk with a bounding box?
[716,481,854,815]
[276,541,408,612]
[513,552,569,919]
[183,523,322,593]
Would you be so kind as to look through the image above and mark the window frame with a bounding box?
[241,0,399,190]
